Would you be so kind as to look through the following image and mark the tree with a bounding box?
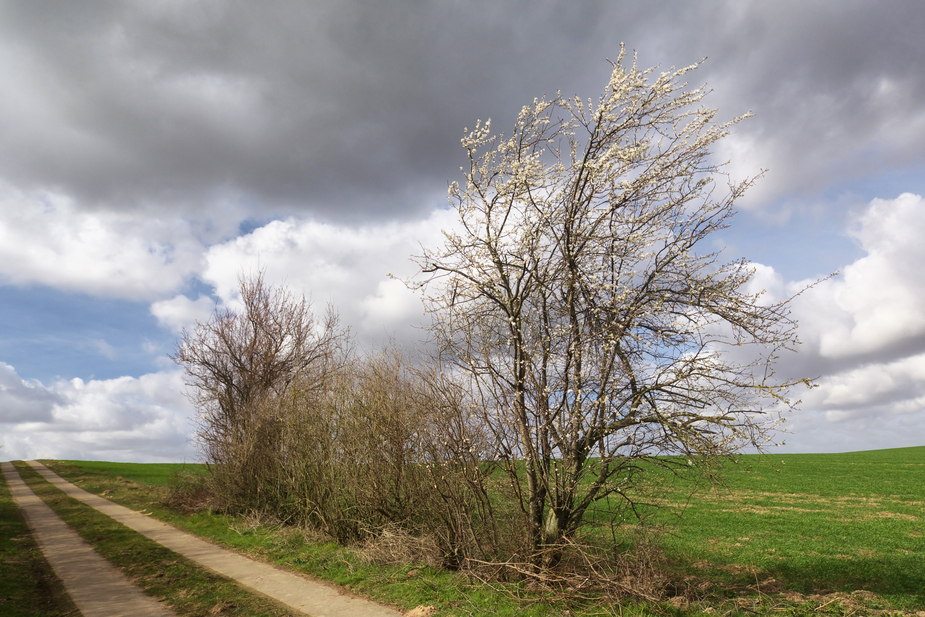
[416,51,807,563]
[173,271,343,510]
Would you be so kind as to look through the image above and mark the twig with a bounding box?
[814,597,837,611]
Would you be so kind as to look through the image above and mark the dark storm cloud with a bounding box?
[659,1,925,207]
[0,1,922,221]
[0,1,624,220]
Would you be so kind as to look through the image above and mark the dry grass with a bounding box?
[358,526,443,569]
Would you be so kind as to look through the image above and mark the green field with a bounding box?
[55,459,208,487]
[7,447,924,616]
[649,448,925,610]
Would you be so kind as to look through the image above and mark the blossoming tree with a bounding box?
[416,51,809,562]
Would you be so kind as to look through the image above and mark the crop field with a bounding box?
[3,447,923,616]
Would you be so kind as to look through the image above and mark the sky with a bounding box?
[2,1,925,462]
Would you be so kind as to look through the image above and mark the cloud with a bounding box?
[0,184,205,300]
[151,294,216,333]
[758,193,925,451]
[1,366,197,463]
[201,208,457,348]
[0,362,61,423]
[1,3,924,459]
[789,193,925,364]
[781,353,925,453]
[89,339,118,360]
[8,2,921,222]
[812,354,925,415]
[5,192,925,461]
[194,193,925,455]
[676,2,925,211]
[359,279,426,339]
[0,1,621,219]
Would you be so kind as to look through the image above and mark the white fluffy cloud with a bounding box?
[189,195,925,454]
[0,183,206,300]
[1,365,196,463]
[201,208,458,347]
[151,294,216,333]
[763,193,925,451]
[789,193,925,361]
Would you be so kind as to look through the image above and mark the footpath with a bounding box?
[2,461,177,617]
[5,460,404,617]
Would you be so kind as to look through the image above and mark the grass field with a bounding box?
[52,459,208,487]
[646,448,925,612]
[8,447,924,616]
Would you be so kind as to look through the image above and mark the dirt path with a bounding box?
[25,460,404,617]
[2,461,178,617]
